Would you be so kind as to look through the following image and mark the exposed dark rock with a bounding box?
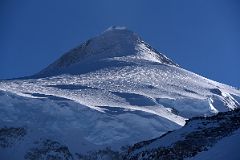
[25,139,73,160]
[209,88,222,96]
[0,127,26,148]
[124,109,240,160]
[75,147,122,160]
[2,109,237,160]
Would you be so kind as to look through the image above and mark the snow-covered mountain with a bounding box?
[0,26,240,159]
[38,26,177,77]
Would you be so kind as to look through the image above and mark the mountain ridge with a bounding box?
[38,26,178,77]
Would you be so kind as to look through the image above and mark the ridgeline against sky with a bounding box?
[1,0,240,87]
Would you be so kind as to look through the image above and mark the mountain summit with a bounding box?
[38,26,177,76]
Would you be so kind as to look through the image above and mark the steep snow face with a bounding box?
[38,26,177,76]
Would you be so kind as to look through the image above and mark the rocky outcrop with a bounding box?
[124,109,240,160]
[0,127,26,148]
[25,139,73,160]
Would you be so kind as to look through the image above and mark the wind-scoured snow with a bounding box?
[0,26,239,159]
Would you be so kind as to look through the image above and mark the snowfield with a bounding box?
[0,27,239,159]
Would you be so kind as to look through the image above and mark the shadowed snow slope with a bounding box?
[124,109,240,160]
[0,27,239,159]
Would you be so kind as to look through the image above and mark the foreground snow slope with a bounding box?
[0,91,180,159]
[0,27,239,159]
[125,109,240,160]
[189,129,240,160]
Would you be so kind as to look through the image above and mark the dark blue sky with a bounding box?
[1,0,239,87]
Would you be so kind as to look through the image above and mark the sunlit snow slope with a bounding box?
[0,26,240,159]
